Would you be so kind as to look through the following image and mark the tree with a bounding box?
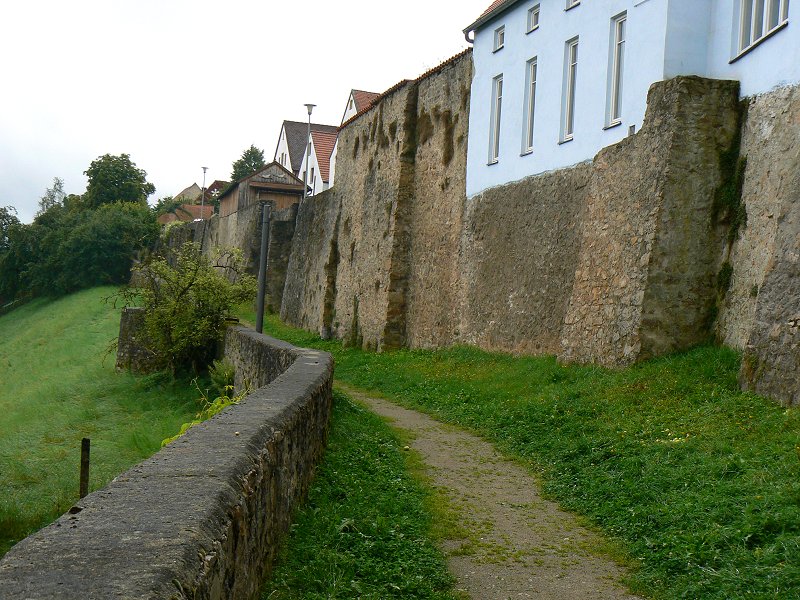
[0,206,20,253]
[230,145,266,181]
[152,196,184,218]
[83,154,155,209]
[37,177,66,216]
[119,242,256,373]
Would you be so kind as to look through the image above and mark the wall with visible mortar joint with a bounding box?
[0,326,334,599]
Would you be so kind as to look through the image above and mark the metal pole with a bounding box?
[303,104,315,201]
[200,166,208,216]
[255,202,272,333]
[79,438,90,499]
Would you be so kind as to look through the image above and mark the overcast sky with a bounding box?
[0,0,488,223]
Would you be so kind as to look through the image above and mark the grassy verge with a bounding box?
[245,309,800,599]
[0,287,198,557]
[262,389,458,599]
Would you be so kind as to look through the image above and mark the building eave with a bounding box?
[463,0,524,36]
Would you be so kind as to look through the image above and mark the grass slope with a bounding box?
[263,389,457,600]
[0,287,197,557]
[246,310,800,600]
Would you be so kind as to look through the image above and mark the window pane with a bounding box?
[741,0,754,49]
[753,0,766,39]
[768,0,781,28]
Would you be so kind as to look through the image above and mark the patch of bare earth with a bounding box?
[339,383,643,600]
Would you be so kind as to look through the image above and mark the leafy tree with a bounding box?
[83,154,155,209]
[119,242,256,373]
[230,145,266,181]
[37,177,66,216]
[0,206,20,253]
[152,196,184,218]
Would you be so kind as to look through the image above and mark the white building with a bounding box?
[464,0,798,197]
[273,120,338,179]
[297,128,339,196]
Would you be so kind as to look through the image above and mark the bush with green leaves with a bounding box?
[120,242,256,374]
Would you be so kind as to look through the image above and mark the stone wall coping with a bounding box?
[0,327,334,599]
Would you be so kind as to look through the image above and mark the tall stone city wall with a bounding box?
[727,85,800,405]
[406,56,472,349]
[560,77,739,365]
[0,327,334,599]
[281,190,341,336]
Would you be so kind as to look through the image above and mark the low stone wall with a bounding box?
[0,326,334,599]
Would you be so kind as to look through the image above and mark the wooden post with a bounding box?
[79,438,90,499]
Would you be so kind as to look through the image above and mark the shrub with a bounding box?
[119,242,256,374]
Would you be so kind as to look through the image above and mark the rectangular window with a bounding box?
[738,0,790,54]
[522,58,537,153]
[527,4,540,32]
[489,74,503,163]
[494,26,505,51]
[607,13,626,126]
[561,37,579,142]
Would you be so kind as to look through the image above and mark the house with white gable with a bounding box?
[464,0,798,197]
[330,89,381,189]
[297,128,339,196]
[273,120,338,180]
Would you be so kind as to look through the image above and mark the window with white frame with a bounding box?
[607,12,626,127]
[738,0,790,54]
[522,58,538,153]
[489,74,503,163]
[561,37,579,141]
[527,4,540,32]
[566,0,580,9]
[494,25,505,51]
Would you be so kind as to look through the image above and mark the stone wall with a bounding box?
[560,77,739,365]
[280,190,341,337]
[114,307,159,373]
[0,327,334,599]
[728,85,800,405]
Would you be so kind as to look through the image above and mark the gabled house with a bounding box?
[273,120,338,178]
[217,162,305,218]
[173,183,202,203]
[297,128,339,197]
[340,89,381,125]
[464,0,798,196]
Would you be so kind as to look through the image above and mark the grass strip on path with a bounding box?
[262,389,458,600]
[0,287,198,557]
[244,309,800,600]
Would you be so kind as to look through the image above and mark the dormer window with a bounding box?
[737,0,790,56]
[494,25,505,51]
[527,4,541,32]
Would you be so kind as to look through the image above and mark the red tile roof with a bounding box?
[352,90,381,112]
[311,130,339,182]
[464,0,522,34]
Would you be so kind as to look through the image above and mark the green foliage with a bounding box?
[120,242,256,374]
[161,379,248,446]
[37,177,65,216]
[230,144,266,181]
[83,154,155,209]
[717,261,734,294]
[247,312,800,600]
[0,205,20,253]
[209,358,235,397]
[263,390,457,599]
[0,287,197,557]
[152,195,184,218]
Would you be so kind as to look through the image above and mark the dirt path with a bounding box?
[338,383,643,600]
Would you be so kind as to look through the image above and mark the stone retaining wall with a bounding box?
[0,326,334,599]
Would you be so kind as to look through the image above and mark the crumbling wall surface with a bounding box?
[215,202,263,273]
[560,76,740,366]
[719,85,800,349]
[735,85,800,405]
[266,205,298,313]
[459,165,590,355]
[332,84,417,350]
[280,190,341,336]
[406,53,472,349]
[114,307,158,373]
[0,327,334,600]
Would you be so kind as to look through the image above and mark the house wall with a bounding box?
[274,126,293,172]
[298,139,326,196]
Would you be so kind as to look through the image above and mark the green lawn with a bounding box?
[248,309,800,600]
[263,390,458,599]
[0,287,198,557]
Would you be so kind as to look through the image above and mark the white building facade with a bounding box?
[465,0,798,197]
